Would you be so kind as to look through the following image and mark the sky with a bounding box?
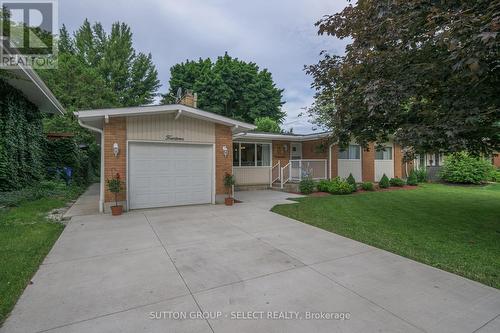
[58,0,349,133]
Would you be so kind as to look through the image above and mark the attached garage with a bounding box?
[75,100,256,213]
[128,142,214,209]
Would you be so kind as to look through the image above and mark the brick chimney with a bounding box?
[179,90,198,108]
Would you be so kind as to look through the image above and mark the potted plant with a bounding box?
[107,173,123,216]
[223,173,236,206]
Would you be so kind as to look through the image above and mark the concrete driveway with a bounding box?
[2,190,499,333]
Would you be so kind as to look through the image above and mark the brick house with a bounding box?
[76,93,407,213]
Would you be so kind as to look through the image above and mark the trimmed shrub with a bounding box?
[346,173,357,191]
[361,182,374,191]
[390,177,405,187]
[414,168,428,183]
[379,174,390,188]
[490,169,500,182]
[439,152,495,184]
[317,179,330,192]
[407,172,418,186]
[299,178,315,194]
[325,178,355,195]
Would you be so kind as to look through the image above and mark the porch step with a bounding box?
[235,184,271,191]
[271,182,300,193]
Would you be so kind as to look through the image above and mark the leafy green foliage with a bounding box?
[317,179,330,192]
[406,172,418,186]
[414,169,428,183]
[0,80,45,191]
[299,178,315,195]
[490,169,500,182]
[439,152,495,184]
[307,1,500,155]
[106,175,122,206]
[0,180,79,208]
[346,173,357,191]
[318,177,355,195]
[379,174,390,188]
[390,178,405,187]
[161,53,285,123]
[40,21,160,109]
[254,117,282,133]
[361,182,375,191]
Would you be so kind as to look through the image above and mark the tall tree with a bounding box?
[307,0,500,155]
[40,19,160,110]
[162,53,285,123]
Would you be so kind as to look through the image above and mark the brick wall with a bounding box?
[215,124,233,195]
[301,139,329,159]
[493,153,500,168]
[103,117,127,204]
[362,142,375,181]
[330,145,339,178]
[272,141,291,166]
[394,143,404,178]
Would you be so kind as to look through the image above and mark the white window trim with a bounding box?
[338,144,361,160]
[375,146,393,161]
[233,141,272,167]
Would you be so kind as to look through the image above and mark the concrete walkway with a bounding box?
[63,183,100,219]
[1,190,499,332]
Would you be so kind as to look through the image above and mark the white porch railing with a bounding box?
[290,159,328,181]
[280,162,291,189]
[270,161,280,186]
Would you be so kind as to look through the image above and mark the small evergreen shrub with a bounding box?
[414,168,428,183]
[299,178,315,194]
[390,177,405,187]
[439,152,495,184]
[407,172,418,186]
[317,179,330,192]
[346,173,357,191]
[361,182,374,191]
[379,174,390,188]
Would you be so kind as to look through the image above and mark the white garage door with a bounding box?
[129,142,213,209]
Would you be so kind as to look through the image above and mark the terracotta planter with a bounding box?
[224,197,234,206]
[111,205,123,216]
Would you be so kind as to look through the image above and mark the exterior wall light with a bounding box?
[113,143,119,158]
[222,145,228,158]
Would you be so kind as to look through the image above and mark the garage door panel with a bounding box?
[129,143,213,209]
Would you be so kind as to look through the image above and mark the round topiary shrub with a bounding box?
[361,182,374,191]
[439,152,495,184]
[379,174,390,188]
[299,178,315,194]
[389,177,405,187]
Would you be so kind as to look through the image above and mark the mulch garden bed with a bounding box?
[307,185,419,197]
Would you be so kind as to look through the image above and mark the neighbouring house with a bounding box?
[76,92,408,213]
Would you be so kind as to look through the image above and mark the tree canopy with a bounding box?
[161,53,285,124]
[254,117,282,133]
[307,0,500,155]
[40,20,160,110]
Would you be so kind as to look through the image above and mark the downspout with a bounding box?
[78,118,104,213]
[328,143,333,179]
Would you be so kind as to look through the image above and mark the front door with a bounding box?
[291,143,302,160]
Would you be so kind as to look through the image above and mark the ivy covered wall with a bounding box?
[0,79,45,191]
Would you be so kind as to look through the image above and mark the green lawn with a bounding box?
[0,185,85,324]
[272,183,500,289]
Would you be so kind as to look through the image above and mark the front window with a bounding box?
[233,142,271,167]
[375,147,392,160]
[339,145,361,160]
[240,143,255,166]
